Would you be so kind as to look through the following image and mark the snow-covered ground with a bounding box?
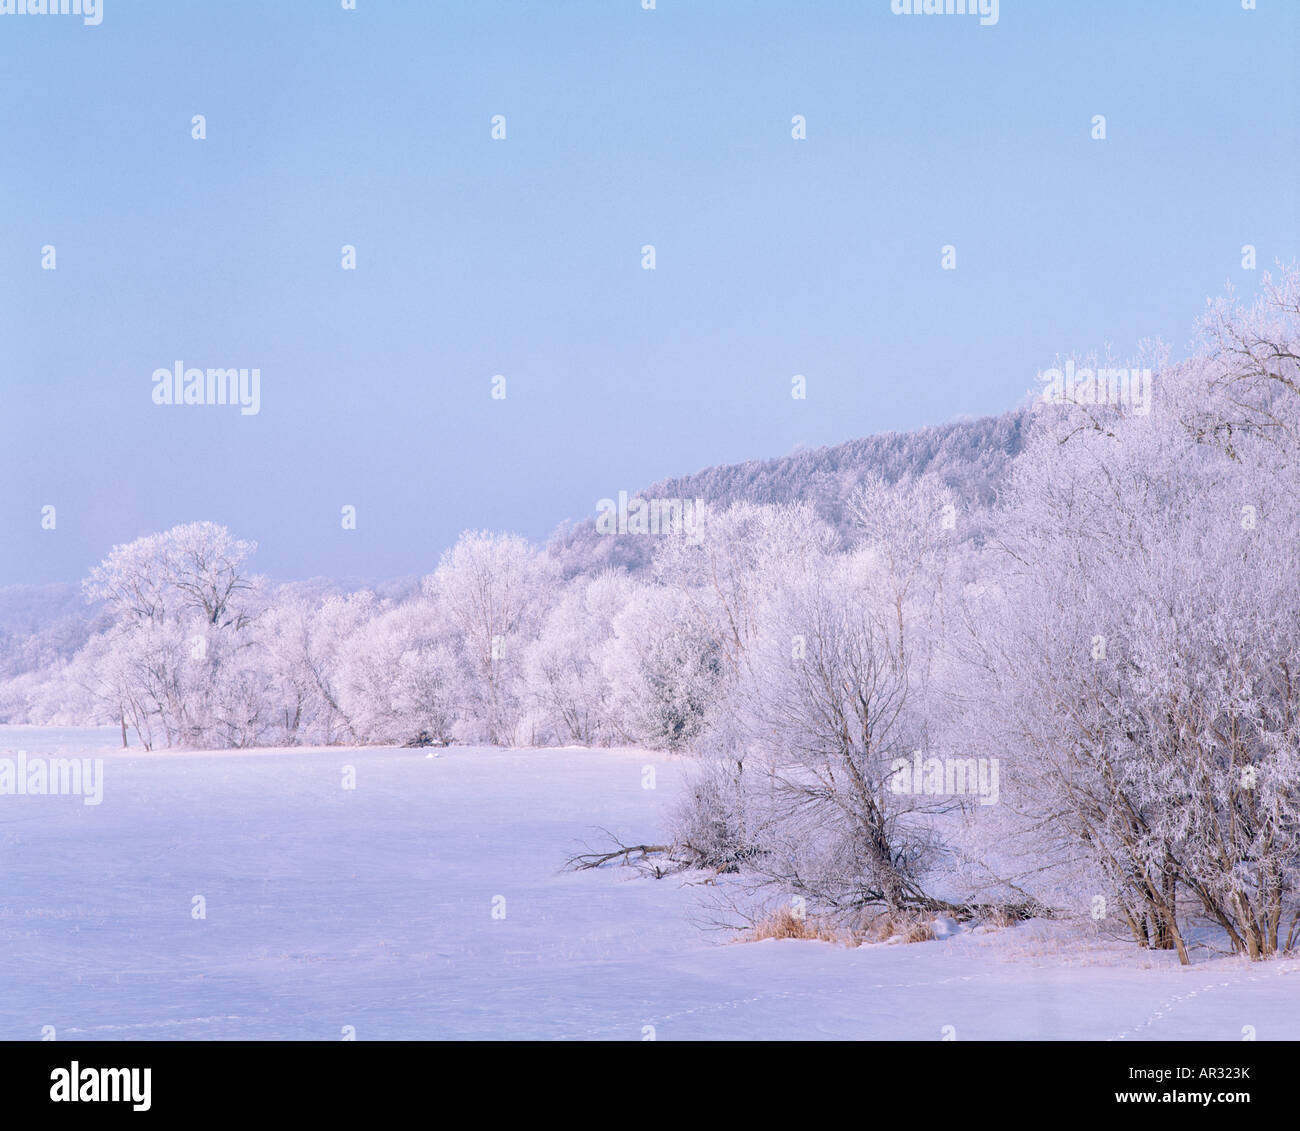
[1,725,1296,1041]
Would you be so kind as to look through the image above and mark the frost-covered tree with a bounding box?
[600,583,722,752]
[720,546,944,918]
[521,571,631,746]
[963,274,1300,961]
[256,591,379,746]
[84,521,257,630]
[337,599,460,746]
[426,531,557,746]
[74,523,264,748]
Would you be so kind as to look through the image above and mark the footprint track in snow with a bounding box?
[1112,960,1300,1041]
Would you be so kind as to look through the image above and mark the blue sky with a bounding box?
[2,0,1297,585]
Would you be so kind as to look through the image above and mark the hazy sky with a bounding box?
[2,0,1297,585]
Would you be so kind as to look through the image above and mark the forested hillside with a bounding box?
[549,409,1028,577]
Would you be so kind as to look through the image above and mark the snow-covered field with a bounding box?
[2,726,1297,1041]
